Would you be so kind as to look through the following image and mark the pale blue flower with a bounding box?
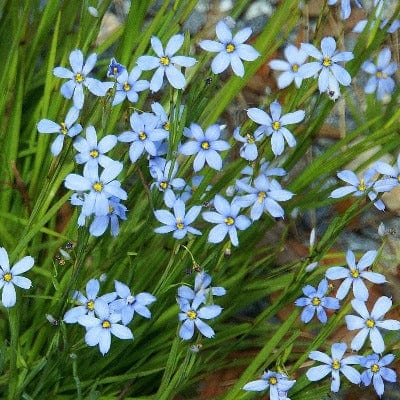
[326,250,385,301]
[0,247,34,308]
[179,175,210,203]
[361,48,397,100]
[374,154,400,192]
[199,20,259,77]
[64,278,116,323]
[73,125,117,170]
[202,195,251,246]
[299,36,354,93]
[137,34,196,92]
[233,126,263,161]
[235,174,293,220]
[107,58,126,78]
[295,279,340,324]
[89,196,127,237]
[78,299,133,355]
[330,169,385,210]
[112,66,149,105]
[110,280,156,325]
[37,107,82,156]
[119,112,168,163]
[306,342,361,392]
[64,162,127,216]
[327,0,362,19]
[243,370,296,400]
[345,296,400,353]
[179,123,230,172]
[360,353,397,397]
[53,49,113,109]
[247,102,305,156]
[154,199,202,239]
[177,296,222,340]
[269,44,308,88]
[177,270,226,310]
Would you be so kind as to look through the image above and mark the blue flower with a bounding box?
[326,249,385,301]
[73,126,117,170]
[202,195,251,246]
[360,353,397,397]
[109,280,156,325]
[112,66,149,105]
[64,278,116,323]
[179,123,230,172]
[374,154,400,192]
[269,44,308,88]
[154,199,202,239]
[37,107,82,156]
[247,102,305,156]
[327,0,362,19]
[345,296,400,353]
[107,57,126,78]
[119,112,168,162]
[234,174,293,220]
[89,196,127,237]
[0,247,34,308]
[330,169,385,210]
[136,34,196,92]
[64,162,127,216]
[199,20,259,77]
[299,36,354,94]
[295,279,340,323]
[53,49,113,109]
[233,126,263,161]
[177,296,222,340]
[243,370,296,399]
[178,270,226,310]
[306,342,361,392]
[78,299,133,355]
[361,48,397,101]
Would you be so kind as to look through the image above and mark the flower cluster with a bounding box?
[64,278,156,355]
[176,270,225,340]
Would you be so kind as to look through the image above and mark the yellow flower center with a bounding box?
[187,310,197,320]
[376,71,388,79]
[160,56,170,66]
[92,182,103,192]
[226,43,235,53]
[246,133,255,144]
[272,121,281,131]
[332,359,341,370]
[90,149,99,159]
[269,377,277,385]
[371,364,380,373]
[257,191,266,203]
[311,297,321,306]
[3,272,12,282]
[160,181,168,190]
[86,300,95,311]
[366,319,375,328]
[350,269,359,278]
[102,320,111,329]
[113,66,119,75]
[322,57,332,67]
[123,82,131,92]
[75,73,84,83]
[224,217,235,226]
[127,295,135,304]
[201,141,210,150]
[138,131,147,141]
[108,205,114,214]
[291,63,299,72]
[358,178,367,191]
[60,122,68,135]
[176,218,185,230]
[163,121,170,131]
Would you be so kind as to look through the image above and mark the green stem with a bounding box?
[8,307,20,400]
